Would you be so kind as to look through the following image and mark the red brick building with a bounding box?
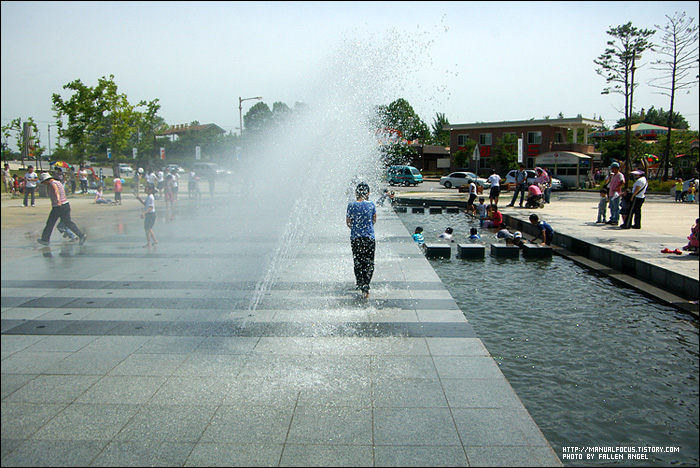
[444,117,603,180]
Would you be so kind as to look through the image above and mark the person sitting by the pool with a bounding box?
[483,204,503,229]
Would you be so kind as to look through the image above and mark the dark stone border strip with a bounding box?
[1,296,460,311]
[1,319,476,338]
[1,280,447,291]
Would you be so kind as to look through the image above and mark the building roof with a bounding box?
[157,123,226,136]
[444,117,603,131]
[590,122,682,138]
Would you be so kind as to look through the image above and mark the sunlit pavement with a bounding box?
[1,189,562,466]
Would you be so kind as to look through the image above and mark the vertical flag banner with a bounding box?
[132,147,138,159]
[160,147,165,160]
[195,146,201,160]
[517,138,523,163]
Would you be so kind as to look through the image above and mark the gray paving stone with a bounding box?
[1,197,562,467]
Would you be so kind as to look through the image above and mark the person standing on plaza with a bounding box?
[145,167,157,194]
[3,163,13,193]
[487,168,501,206]
[466,179,478,215]
[596,189,608,224]
[133,167,142,196]
[535,167,551,204]
[689,181,696,203]
[113,176,123,205]
[506,162,528,207]
[604,162,625,226]
[37,173,87,245]
[620,170,648,229]
[346,182,376,300]
[78,166,89,193]
[674,177,684,202]
[23,165,38,207]
[66,166,76,194]
[156,167,165,194]
[542,166,553,204]
[170,168,180,202]
[136,185,158,248]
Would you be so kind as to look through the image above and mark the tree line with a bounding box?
[2,11,697,179]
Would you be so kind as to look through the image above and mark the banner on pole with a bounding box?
[160,147,165,160]
[517,138,523,163]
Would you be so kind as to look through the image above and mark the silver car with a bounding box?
[439,172,490,189]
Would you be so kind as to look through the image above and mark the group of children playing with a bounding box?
[413,206,554,250]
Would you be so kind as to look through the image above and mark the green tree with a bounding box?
[243,101,273,133]
[51,75,161,162]
[614,106,690,129]
[452,139,476,169]
[649,12,699,179]
[1,118,42,166]
[491,133,518,170]
[375,98,430,142]
[373,98,430,168]
[595,22,655,183]
[431,112,450,146]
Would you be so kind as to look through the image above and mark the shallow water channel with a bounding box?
[397,209,699,467]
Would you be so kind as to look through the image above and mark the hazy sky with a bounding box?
[2,1,699,152]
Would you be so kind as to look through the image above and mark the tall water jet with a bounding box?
[222,27,450,315]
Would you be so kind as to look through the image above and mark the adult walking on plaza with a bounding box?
[37,172,87,245]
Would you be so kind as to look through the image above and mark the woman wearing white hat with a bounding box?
[37,172,87,245]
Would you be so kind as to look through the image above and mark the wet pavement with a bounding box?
[1,188,562,467]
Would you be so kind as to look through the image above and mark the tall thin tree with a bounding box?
[594,22,655,183]
[649,12,699,180]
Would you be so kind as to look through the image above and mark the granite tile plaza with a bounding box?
[1,192,562,467]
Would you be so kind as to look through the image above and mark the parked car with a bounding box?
[504,169,564,190]
[117,163,133,177]
[166,164,185,174]
[387,165,423,186]
[193,162,232,179]
[439,172,489,189]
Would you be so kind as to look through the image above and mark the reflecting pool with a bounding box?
[397,209,699,467]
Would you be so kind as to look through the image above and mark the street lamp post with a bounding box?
[238,96,263,135]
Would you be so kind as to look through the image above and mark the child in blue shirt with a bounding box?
[469,227,481,239]
[413,226,425,246]
[529,213,554,245]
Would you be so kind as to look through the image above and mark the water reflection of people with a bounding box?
[346,182,376,300]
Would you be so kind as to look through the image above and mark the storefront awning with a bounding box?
[535,151,591,165]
